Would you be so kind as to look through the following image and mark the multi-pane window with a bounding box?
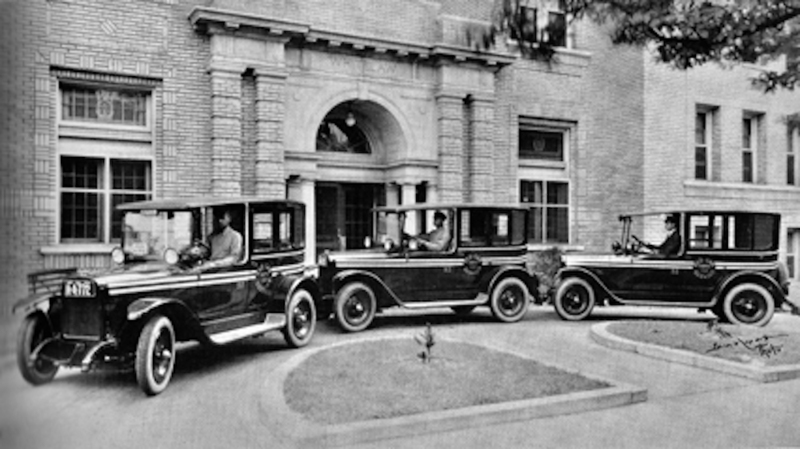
[61,86,148,126]
[519,1,568,47]
[695,110,711,180]
[60,157,151,243]
[519,128,565,161]
[520,180,568,243]
[742,116,756,183]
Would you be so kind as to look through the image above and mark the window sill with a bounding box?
[519,159,566,169]
[41,244,116,255]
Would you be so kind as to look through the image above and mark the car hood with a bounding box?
[92,263,190,288]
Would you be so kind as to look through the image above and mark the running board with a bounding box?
[402,294,487,310]
[208,313,286,345]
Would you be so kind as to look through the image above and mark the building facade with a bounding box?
[1,0,798,309]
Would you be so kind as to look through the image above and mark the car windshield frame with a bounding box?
[121,209,197,262]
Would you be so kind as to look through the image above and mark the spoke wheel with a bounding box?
[554,277,596,321]
[17,314,58,385]
[135,315,176,396]
[334,282,376,333]
[490,277,529,323]
[283,289,317,348]
[723,283,774,326]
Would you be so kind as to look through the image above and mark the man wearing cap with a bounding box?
[638,214,681,256]
[416,211,451,252]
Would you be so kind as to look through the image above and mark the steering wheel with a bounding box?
[630,235,644,253]
[180,240,210,265]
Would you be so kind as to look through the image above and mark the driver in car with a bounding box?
[204,208,243,269]
[635,213,681,257]
[415,211,451,252]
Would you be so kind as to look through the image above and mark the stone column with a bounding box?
[436,92,465,203]
[255,67,287,199]
[468,97,495,203]
[209,67,243,196]
[401,183,418,235]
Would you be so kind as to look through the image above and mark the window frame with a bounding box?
[520,179,570,244]
[789,123,799,186]
[56,80,155,245]
[742,114,757,183]
[513,0,572,50]
[694,108,713,181]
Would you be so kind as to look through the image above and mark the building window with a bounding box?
[789,124,798,186]
[60,157,152,243]
[695,110,712,180]
[742,116,756,183]
[519,128,565,161]
[61,85,148,127]
[520,180,568,243]
[519,0,568,47]
[58,80,154,245]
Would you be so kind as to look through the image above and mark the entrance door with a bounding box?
[315,182,384,256]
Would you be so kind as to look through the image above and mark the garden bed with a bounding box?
[606,320,800,366]
[284,338,610,425]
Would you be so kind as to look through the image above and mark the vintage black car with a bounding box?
[554,210,790,326]
[14,197,319,395]
[317,204,540,332]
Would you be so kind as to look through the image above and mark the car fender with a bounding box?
[555,266,616,302]
[714,271,785,305]
[485,266,539,301]
[331,270,400,306]
[269,274,322,307]
[12,292,51,316]
[127,297,195,322]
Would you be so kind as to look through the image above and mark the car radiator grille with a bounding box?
[61,299,104,340]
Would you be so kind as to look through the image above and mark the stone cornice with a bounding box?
[189,6,516,68]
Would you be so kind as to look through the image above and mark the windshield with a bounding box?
[122,210,194,260]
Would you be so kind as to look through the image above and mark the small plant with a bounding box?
[414,323,436,364]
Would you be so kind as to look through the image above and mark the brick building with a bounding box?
[1,0,798,309]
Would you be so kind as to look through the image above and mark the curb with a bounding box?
[261,335,648,448]
[590,322,800,383]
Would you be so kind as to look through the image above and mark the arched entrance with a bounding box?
[313,99,406,255]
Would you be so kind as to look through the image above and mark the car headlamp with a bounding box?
[111,247,125,265]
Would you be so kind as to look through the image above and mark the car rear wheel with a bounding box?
[335,282,376,332]
[490,277,529,323]
[17,314,58,385]
[554,277,596,321]
[135,315,176,396]
[723,283,774,326]
[283,289,317,348]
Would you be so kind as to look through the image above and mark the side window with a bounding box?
[490,213,510,246]
[511,210,526,245]
[459,210,488,247]
[688,215,722,249]
[253,212,274,253]
[278,212,292,249]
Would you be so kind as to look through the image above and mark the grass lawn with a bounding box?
[606,320,800,366]
[284,338,610,425]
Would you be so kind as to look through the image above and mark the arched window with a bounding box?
[316,119,371,154]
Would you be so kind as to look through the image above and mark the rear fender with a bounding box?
[715,271,785,306]
[485,267,539,301]
[270,274,322,309]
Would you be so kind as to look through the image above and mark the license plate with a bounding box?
[63,279,95,298]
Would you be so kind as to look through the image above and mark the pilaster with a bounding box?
[210,67,243,196]
[255,67,288,198]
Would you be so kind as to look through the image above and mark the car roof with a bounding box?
[374,203,529,213]
[117,196,305,211]
[619,210,780,219]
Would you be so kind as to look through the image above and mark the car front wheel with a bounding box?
[17,314,59,385]
[283,289,317,348]
[334,282,376,332]
[723,283,774,326]
[490,277,529,323]
[554,277,596,321]
[135,315,176,396]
